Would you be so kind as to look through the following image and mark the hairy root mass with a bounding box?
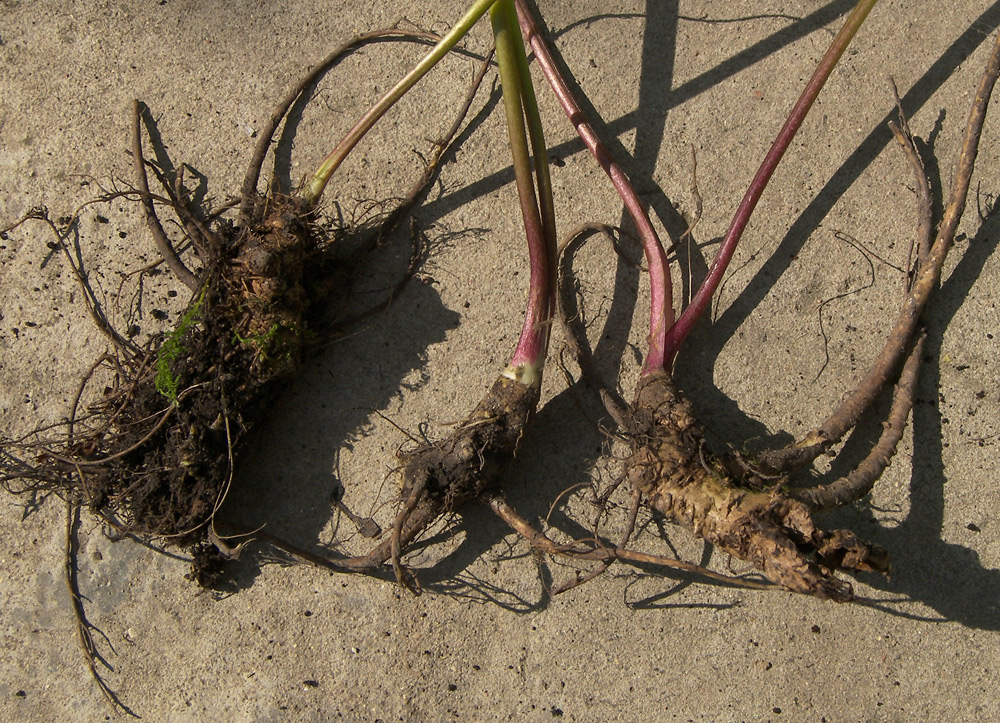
[374,375,539,587]
[16,193,329,585]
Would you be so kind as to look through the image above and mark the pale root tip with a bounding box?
[501,362,543,388]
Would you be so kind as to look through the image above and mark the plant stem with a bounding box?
[240,28,446,223]
[301,0,500,206]
[132,100,200,292]
[514,0,674,372]
[492,0,556,388]
[660,0,881,367]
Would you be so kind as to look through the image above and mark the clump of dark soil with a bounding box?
[398,376,540,529]
[8,188,330,583]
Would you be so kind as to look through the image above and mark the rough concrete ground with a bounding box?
[1,1,998,720]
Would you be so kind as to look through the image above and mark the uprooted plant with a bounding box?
[378,0,557,593]
[2,6,997,702]
[0,7,501,588]
[487,0,1000,602]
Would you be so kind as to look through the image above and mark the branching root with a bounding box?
[623,371,889,601]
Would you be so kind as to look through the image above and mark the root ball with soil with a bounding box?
[1,24,493,587]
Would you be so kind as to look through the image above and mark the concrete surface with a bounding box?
[1,1,998,720]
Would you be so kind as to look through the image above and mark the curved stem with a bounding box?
[661,0,880,366]
[514,0,674,372]
[492,0,556,387]
[301,0,500,206]
[131,100,200,291]
[239,28,443,223]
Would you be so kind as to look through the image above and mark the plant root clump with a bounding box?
[625,370,890,602]
[22,193,325,572]
[0,179,366,592]
[375,375,540,589]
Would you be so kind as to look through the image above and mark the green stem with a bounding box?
[301,0,500,206]
[492,0,556,387]
[510,9,557,269]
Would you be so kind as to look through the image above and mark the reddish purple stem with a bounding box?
[515,0,674,372]
[507,176,554,373]
[661,0,878,366]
